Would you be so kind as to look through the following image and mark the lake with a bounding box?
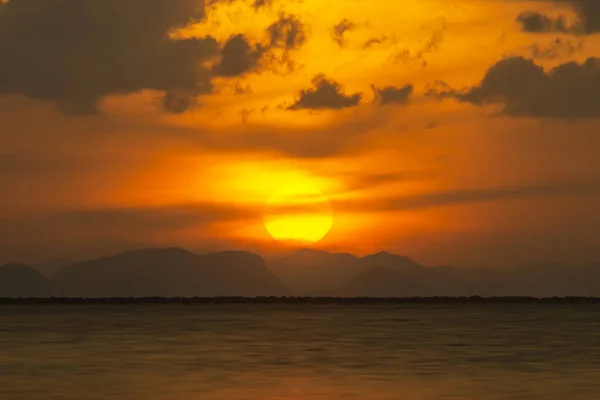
[1,304,599,399]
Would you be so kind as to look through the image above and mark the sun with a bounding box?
[264,182,333,246]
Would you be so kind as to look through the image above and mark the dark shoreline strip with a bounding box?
[1,296,600,305]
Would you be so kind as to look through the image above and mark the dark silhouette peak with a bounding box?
[1,264,47,282]
[364,251,411,261]
[50,247,291,298]
[372,251,393,257]
[271,248,363,293]
[205,250,264,261]
[0,264,50,297]
[34,258,75,277]
[432,265,464,273]
[285,248,359,265]
[1,263,34,273]
[361,251,424,271]
[337,265,429,297]
[296,248,326,254]
[294,248,333,258]
[118,247,194,258]
[295,248,355,257]
[360,265,397,277]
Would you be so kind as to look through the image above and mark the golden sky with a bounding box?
[0,0,599,267]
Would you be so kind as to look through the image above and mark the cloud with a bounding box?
[212,34,265,77]
[527,38,584,60]
[267,14,307,51]
[288,75,362,110]
[517,1,600,35]
[371,84,413,106]
[189,111,389,158]
[388,18,446,65]
[253,0,273,9]
[341,180,600,213]
[212,14,307,77]
[363,36,388,49]
[53,202,259,229]
[0,0,221,115]
[332,19,356,47]
[429,56,600,119]
[517,11,569,33]
[0,202,262,262]
[162,89,200,114]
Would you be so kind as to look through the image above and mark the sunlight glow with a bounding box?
[264,182,333,246]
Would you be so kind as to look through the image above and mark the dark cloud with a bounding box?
[212,34,265,77]
[253,0,273,9]
[192,113,386,158]
[341,180,600,213]
[51,202,258,229]
[517,1,600,35]
[363,36,388,49]
[267,14,307,50]
[371,84,413,106]
[430,56,600,119]
[517,11,568,33]
[212,14,307,77]
[288,75,362,110]
[162,90,199,114]
[333,19,356,47]
[0,0,220,115]
[0,202,261,263]
[527,38,584,60]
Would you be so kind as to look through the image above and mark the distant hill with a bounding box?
[50,248,292,298]
[2,247,600,298]
[491,263,600,297]
[34,258,75,277]
[361,251,425,272]
[269,248,427,294]
[268,249,600,297]
[269,248,365,294]
[335,266,430,297]
[0,264,51,297]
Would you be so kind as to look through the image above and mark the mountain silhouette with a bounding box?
[335,266,430,297]
[34,258,75,277]
[3,247,600,298]
[268,249,600,297]
[269,248,427,294]
[0,264,51,297]
[491,263,600,297]
[269,248,365,294]
[51,248,291,298]
[361,251,425,272]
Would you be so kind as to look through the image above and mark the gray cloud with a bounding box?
[212,34,266,77]
[267,14,307,51]
[342,180,600,212]
[517,1,600,35]
[253,0,273,9]
[517,11,569,33]
[333,19,356,47]
[288,75,362,110]
[212,14,307,78]
[189,110,389,158]
[0,202,261,263]
[363,36,388,49]
[429,56,600,119]
[371,84,413,106]
[527,38,584,60]
[0,0,221,115]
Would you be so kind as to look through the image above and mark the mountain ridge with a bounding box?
[2,247,600,298]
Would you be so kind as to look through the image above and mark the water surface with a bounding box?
[1,304,599,399]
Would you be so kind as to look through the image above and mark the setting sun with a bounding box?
[264,182,333,246]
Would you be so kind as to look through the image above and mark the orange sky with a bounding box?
[0,0,599,267]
